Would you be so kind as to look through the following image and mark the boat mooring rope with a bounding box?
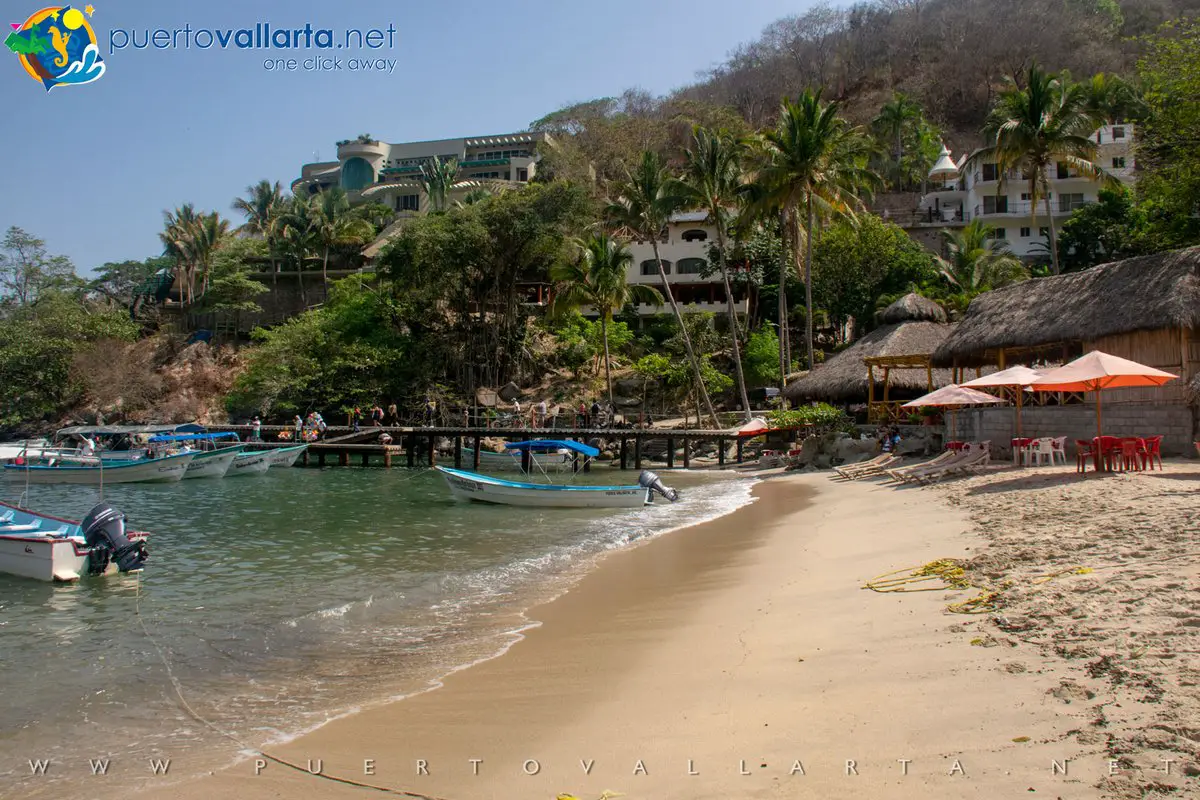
[132,555,453,799]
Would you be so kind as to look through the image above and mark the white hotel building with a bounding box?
[623,211,750,317]
[916,124,1136,258]
[291,131,548,215]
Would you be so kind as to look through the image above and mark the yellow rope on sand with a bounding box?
[863,559,1000,614]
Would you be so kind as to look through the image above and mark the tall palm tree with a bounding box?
[936,220,1029,295]
[232,180,283,237]
[160,204,201,305]
[190,212,231,298]
[311,188,374,283]
[275,197,318,306]
[550,233,664,404]
[606,151,721,428]
[1082,73,1146,125]
[675,126,753,422]
[750,90,879,375]
[419,156,460,213]
[977,65,1108,274]
[872,93,923,189]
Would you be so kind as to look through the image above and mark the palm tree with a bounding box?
[977,65,1109,274]
[311,188,374,283]
[750,90,879,376]
[419,156,460,213]
[455,188,494,208]
[936,220,1028,295]
[872,93,923,189]
[1082,73,1146,125]
[190,212,231,298]
[160,204,202,305]
[675,126,753,422]
[550,233,664,404]
[606,151,721,428]
[275,197,319,306]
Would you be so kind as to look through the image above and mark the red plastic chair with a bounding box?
[1095,436,1123,471]
[1075,439,1095,473]
[1143,436,1163,470]
[1119,439,1141,471]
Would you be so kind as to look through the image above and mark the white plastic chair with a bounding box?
[1028,438,1055,466]
[1051,436,1067,465]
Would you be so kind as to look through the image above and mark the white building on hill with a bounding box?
[917,124,1136,258]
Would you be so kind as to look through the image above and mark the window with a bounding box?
[1056,162,1070,180]
[517,168,528,182]
[1113,126,1125,140]
[982,163,1000,181]
[987,228,1007,240]
[681,229,708,242]
[1020,192,1032,201]
[983,195,1009,214]
[398,194,419,211]
[1112,157,1126,169]
[641,259,671,276]
[1059,193,1085,213]
[1020,226,1031,237]
[504,171,511,181]
[677,258,707,275]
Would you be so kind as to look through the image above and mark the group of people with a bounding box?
[878,425,903,452]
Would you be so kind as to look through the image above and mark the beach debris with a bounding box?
[1012,736,1031,742]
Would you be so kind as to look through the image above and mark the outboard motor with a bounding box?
[638,470,680,503]
[81,503,149,576]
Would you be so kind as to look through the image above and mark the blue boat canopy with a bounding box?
[147,432,240,443]
[504,439,600,457]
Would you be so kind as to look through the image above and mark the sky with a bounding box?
[0,0,807,275]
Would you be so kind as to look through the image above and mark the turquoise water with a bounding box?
[0,465,755,797]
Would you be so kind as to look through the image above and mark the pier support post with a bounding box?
[666,437,675,469]
[620,437,628,470]
[454,436,462,469]
[406,432,416,469]
[302,450,309,467]
[340,450,350,467]
[427,434,436,466]
[736,438,745,464]
[319,452,326,468]
[682,439,690,469]
[718,439,726,467]
[473,435,481,470]
[634,435,643,470]
[361,452,369,467]
[384,449,392,468]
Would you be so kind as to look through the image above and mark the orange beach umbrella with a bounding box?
[1028,350,1178,443]
[961,365,1044,439]
[903,384,1006,440]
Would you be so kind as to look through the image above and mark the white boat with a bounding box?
[435,440,680,509]
[145,433,245,479]
[0,501,150,582]
[459,446,573,473]
[265,444,308,468]
[3,451,195,484]
[227,450,272,476]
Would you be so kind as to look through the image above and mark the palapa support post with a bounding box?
[620,437,628,470]
[736,437,745,464]
[473,435,481,470]
[406,432,416,468]
[666,437,675,469]
[454,436,462,469]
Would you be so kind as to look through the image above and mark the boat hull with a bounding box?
[0,502,149,582]
[435,466,649,508]
[3,452,195,484]
[183,447,243,479]
[227,451,272,476]
[266,444,307,468]
[459,448,573,473]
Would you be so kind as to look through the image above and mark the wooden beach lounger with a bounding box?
[911,445,992,484]
[832,453,895,480]
[890,446,985,484]
[883,449,959,482]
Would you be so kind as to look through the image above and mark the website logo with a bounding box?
[6,5,105,90]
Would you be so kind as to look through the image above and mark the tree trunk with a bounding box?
[271,256,277,287]
[715,220,752,422]
[804,195,816,373]
[777,210,789,393]
[1041,172,1061,274]
[651,239,720,428]
[602,313,614,407]
[323,246,330,285]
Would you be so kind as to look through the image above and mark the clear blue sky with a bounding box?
[0,0,807,275]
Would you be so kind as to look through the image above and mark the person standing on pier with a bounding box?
[293,415,303,440]
[371,405,384,426]
[536,399,548,429]
[386,402,399,426]
[251,416,262,441]
[424,397,437,427]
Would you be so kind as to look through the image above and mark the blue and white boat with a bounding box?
[0,501,150,582]
[435,440,679,509]
[145,432,246,479]
[3,450,195,484]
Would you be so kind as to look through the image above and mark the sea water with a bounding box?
[0,466,755,797]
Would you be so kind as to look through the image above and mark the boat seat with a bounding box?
[0,510,13,523]
[0,523,42,534]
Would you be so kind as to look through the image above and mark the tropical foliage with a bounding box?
[934,220,1028,303]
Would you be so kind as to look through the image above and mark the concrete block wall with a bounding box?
[949,404,1196,458]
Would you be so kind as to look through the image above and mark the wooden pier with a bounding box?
[209,425,751,470]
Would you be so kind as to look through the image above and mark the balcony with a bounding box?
[973,199,1094,218]
[460,157,512,168]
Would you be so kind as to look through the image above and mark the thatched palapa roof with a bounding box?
[784,294,956,403]
[932,246,1200,368]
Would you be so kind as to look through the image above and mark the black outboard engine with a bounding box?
[81,503,149,576]
[638,470,680,503]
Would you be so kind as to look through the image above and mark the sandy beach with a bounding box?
[130,462,1199,800]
